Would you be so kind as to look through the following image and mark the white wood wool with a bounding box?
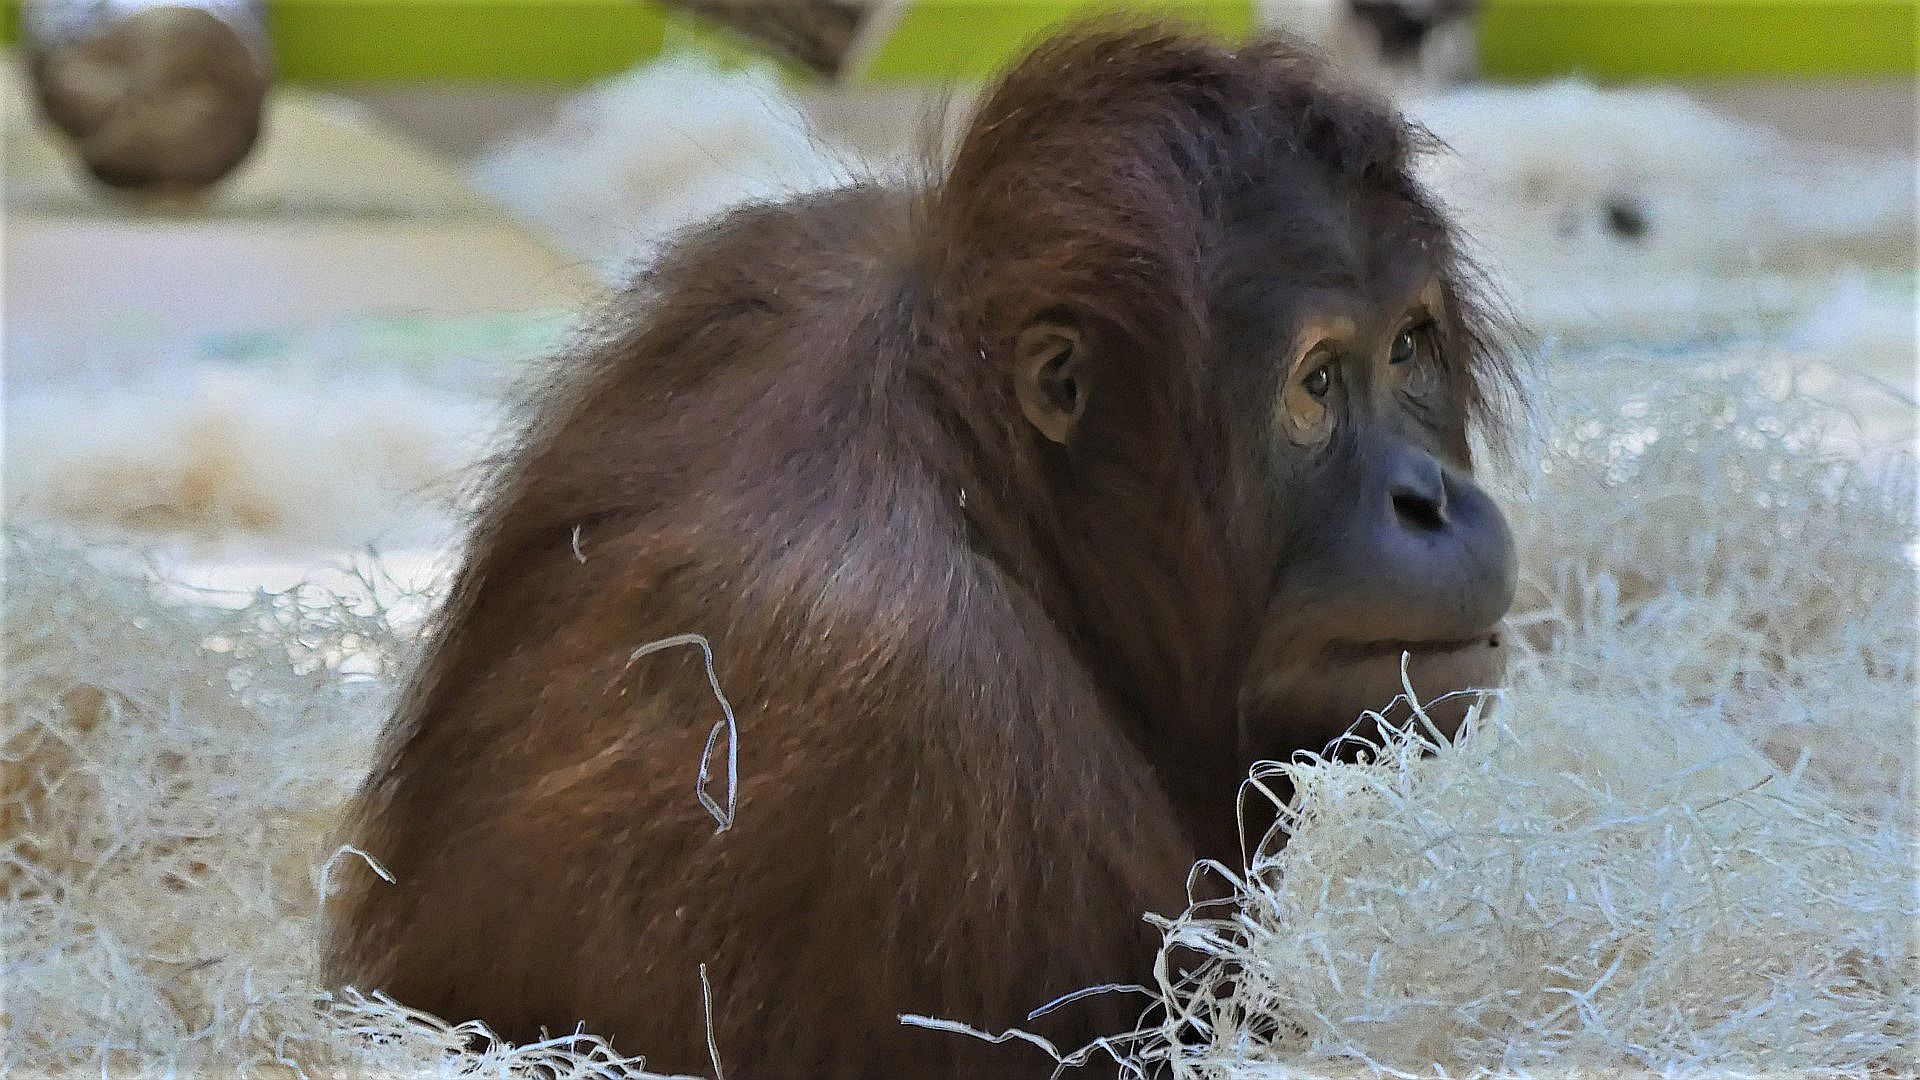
[4,365,499,549]
[2,354,1912,1076]
[0,538,675,1078]
[1408,80,1914,344]
[467,55,867,283]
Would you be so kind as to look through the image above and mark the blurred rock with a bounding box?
[22,0,270,191]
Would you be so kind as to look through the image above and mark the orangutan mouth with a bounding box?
[1320,633,1502,664]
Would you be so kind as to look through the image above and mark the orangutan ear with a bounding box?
[1014,323,1088,444]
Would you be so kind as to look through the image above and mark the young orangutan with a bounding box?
[329,21,1516,1078]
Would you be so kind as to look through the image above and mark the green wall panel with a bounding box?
[2,0,1912,81]
[862,2,1251,81]
[1480,0,1916,79]
[266,0,665,82]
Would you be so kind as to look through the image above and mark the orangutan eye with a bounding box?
[1390,319,1443,399]
[1390,330,1415,364]
[1282,326,1346,446]
[1283,353,1336,445]
[1303,364,1331,398]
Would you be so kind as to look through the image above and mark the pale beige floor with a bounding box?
[1687,79,1916,154]
[6,217,595,377]
[3,71,599,382]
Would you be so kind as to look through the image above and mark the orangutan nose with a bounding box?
[1388,451,1448,532]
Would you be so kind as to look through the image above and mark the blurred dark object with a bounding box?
[21,0,271,191]
[1255,0,1480,94]
[659,0,873,79]
[1348,0,1478,63]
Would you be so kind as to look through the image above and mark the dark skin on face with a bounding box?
[328,22,1519,1079]
[1234,223,1516,765]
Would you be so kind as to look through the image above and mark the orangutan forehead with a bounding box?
[1214,157,1447,284]
[1272,279,1446,354]
[1210,202,1449,327]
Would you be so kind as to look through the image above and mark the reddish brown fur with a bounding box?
[328,21,1508,1078]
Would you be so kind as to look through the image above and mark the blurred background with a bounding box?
[4,0,1915,594]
